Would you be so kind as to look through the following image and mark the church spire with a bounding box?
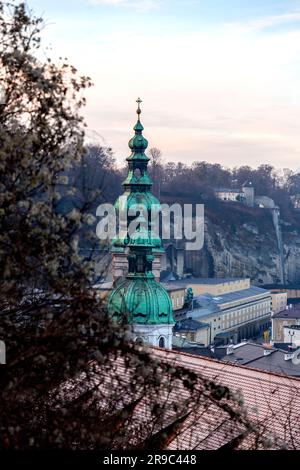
[112,98,162,251]
[123,98,152,190]
[108,99,175,345]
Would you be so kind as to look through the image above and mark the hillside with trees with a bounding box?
[65,146,300,284]
[74,146,300,214]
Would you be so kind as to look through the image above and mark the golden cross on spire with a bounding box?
[136,97,142,119]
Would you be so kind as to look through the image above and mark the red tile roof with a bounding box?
[152,347,300,449]
[59,346,300,450]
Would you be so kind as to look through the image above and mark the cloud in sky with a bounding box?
[77,20,300,169]
[89,0,160,12]
[231,10,300,33]
[31,1,300,169]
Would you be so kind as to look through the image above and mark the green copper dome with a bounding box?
[108,276,173,325]
[128,120,149,153]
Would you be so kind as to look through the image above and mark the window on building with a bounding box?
[137,256,144,272]
[134,168,142,178]
[158,337,165,348]
[190,333,196,342]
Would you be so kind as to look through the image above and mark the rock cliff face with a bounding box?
[92,199,300,286]
[184,202,300,285]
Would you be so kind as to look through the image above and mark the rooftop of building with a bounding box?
[164,276,246,287]
[188,286,270,320]
[156,344,300,381]
[273,303,300,319]
[198,285,269,304]
[174,318,209,332]
[177,341,300,378]
[151,346,300,448]
[218,342,300,377]
[64,344,300,449]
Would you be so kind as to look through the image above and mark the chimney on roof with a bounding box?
[284,352,295,361]
[264,349,272,356]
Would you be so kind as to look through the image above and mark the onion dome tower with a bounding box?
[111,99,164,281]
[108,99,174,349]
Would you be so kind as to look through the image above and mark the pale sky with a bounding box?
[26,0,300,169]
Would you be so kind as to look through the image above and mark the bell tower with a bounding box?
[111,98,164,282]
[108,99,174,349]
